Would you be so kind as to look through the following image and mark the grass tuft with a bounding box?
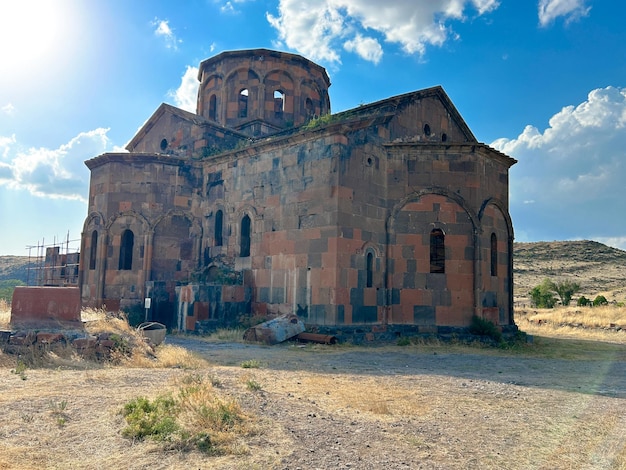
[120,374,252,455]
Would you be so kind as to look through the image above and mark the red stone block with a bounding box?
[11,286,82,330]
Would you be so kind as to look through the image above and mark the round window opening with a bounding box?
[160,139,168,151]
[366,157,373,166]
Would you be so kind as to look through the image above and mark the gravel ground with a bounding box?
[164,336,626,469]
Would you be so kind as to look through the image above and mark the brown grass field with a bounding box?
[0,299,625,469]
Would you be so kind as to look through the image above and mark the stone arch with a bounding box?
[101,211,151,309]
[264,69,295,120]
[387,189,477,327]
[300,79,329,119]
[198,74,223,119]
[224,68,261,123]
[233,205,258,258]
[478,199,514,326]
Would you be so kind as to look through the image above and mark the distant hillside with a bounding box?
[0,256,41,284]
[513,240,626,304]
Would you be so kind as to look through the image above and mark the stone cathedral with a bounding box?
[79,48,517,338]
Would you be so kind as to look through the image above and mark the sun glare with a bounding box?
[0,1,69,77]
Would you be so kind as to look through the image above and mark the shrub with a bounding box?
[240,359,261,369]
[593,295,609,307]
[122,303,146,327]
[469,315,503,343]
[121,395,179,440]
[577,296,591,307]
[529,279,557,308]
[396,336,411,346]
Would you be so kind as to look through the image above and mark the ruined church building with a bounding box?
[79,48,517,338]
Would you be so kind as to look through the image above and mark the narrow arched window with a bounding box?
[490,232,498,277]
[208,94,217,121]
[366,252,374,288]
[240,215,251,257]
[119,229,134,270]
[238,89,248,118]
[274,90,284,118]
[89,230,98,270]
[430,229,445,274]
[215,209,223,247]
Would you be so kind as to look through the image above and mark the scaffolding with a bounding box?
[26,232,81,287]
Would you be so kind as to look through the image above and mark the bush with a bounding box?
[593,295,609,307]
[122,304,145,327]
[577,296,591,307]
[121,395,179,440]
[529,279,557,308]
[469,315,503,343]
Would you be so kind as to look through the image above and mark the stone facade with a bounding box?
[79,48,516,333]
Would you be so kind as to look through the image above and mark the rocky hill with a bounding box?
[0,256,41,284]
[513,240,626,305]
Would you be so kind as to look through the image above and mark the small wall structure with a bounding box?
[10,286,83,330]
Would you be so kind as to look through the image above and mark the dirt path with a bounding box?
[160,335,626,469]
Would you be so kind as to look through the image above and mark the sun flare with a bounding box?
[0,1,69,74]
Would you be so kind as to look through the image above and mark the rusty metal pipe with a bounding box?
[295,332,337,344]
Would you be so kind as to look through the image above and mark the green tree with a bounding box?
[0,279,24,302]
[552,279,581,306]
[529,278,557,308]
[577,296,591,307]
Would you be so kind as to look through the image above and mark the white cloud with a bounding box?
[538,0,591,27]
[0,128,111,201]
[0,134,16,159]
[1,103,15,115]
[344,34,383,64]
[169,66,199,113]
[217,0,251,12]
[152,18,181,50]
[266,0,499,64]
[492,86,626,241]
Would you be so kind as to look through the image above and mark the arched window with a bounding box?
[89,230,98,270]
[208,94,217,121]
[430,229,445,274]
[366,252,374,288]
[490,232,498,277]
[305,97,315,117]
[119,229,134,271]
[423,123,431,136]
[238,89,248,118]
[274,90,284,118]
[215,209,223,247]
[240,215,251,257]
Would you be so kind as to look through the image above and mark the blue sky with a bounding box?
[1,0,625,255]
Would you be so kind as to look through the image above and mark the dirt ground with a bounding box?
[2,335,624,470]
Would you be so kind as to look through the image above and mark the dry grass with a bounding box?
[0,298,9,330]
[517,305,626,344]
